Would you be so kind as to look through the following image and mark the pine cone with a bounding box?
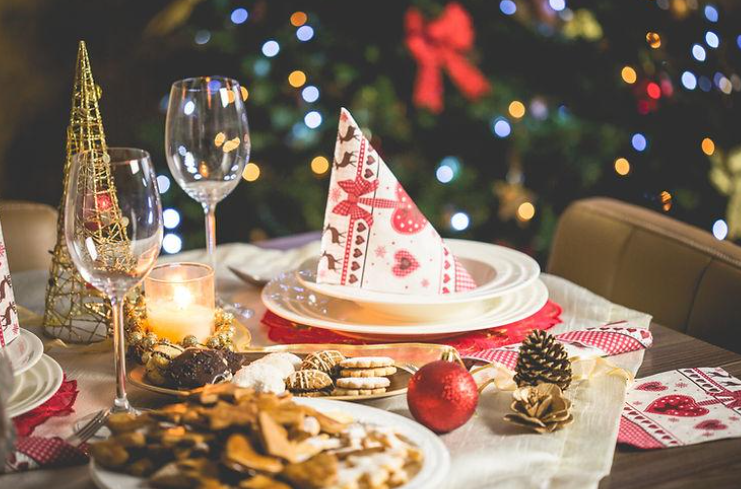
[504,383,574,433]
[513,330,572,390]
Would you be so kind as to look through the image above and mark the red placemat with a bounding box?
[263,300,562,355]
[13,376,79,437]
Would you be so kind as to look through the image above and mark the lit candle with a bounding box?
[144,263,215,343]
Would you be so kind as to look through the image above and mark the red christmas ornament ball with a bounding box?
[407,360,478,433]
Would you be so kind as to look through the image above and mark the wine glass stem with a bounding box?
[110,296,130,413]
[203,203,217,272]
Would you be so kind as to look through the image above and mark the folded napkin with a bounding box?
[619,367,741,449]
[318,108,476,295]
[0,227,20,347]
[262,300,562,354]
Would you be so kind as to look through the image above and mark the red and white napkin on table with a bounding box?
[0,222,20,348]
[318,108,476,295]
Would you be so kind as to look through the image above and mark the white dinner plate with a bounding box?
[7,353,64,418]
[90,397,450,489]
[5,328,44,377]
[296,239,540,320]
[262,270,548,340]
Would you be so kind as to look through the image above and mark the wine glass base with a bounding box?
[216,296,254,319]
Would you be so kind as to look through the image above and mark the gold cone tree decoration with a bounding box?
[43,41,133,343]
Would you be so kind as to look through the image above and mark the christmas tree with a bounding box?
[141,0,740,260]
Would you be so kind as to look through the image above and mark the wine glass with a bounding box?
[165,76,251,313]
[65,148,163,413]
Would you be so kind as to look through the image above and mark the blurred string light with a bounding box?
[296,26,314,42]
[499,0,517,15]
[646,82,661,99]
[737,35,741,50]
[184,100,195,115]
[704,4,718,23]
[302,85,319,102]
[243,162,260,182]
[705,31,719,49]
[548,0,566,12]
[254,59,270,76]
[692,44,706,61]
[194,30,211,45]
[304,111,322,128]
[614,157,631,176]
[288,70,307,88]
[530,99,549,120]
[701,137,715,156]
[163,208,181,229]
[656,0,669,10]
[156,175,171,194]
[646,32,661,49]
[262,40,280,57]
[713,219,728,240]
[450,212,470,231]
[516,202,535,222]
[632,133,647,152]
[660,191,672,212]
[508,101,526,118]
[719,76,733,94]
[681,71,697,90]
[230,8,249,25]
[311,156,329,175]
[491,117,511,138]
[621,66,637,84]
[290,11,307,27]
[162,234,183,254]
[698,76,712,91]
[436,156,461,184]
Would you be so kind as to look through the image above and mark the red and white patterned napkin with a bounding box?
[466,323,654,369]
[0,221,20,348]
[318,108,476,295]
[618,367,741,449]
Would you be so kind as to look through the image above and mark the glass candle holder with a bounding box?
[144,262,215,343]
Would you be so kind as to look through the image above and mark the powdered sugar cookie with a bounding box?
[232,363,285,394]
[339,366,397,378]
[252,353,299,379]
[339,356,395,369]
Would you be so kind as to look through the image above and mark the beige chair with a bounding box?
[0,200,58,272]
[548,197,741,353]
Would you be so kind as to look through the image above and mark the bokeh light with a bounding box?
[499,0,517,15]
[310,156,329,175]
[304,111,323,128]
[194,30,211,45]
[517,202,536,222]
[450,212,470,231]
[302,85,319,103]
[712,219,728,240]
[681,71,697,90]
[692,44,706,61]
[183,101,195,115]
[705,31,719,48]
[704,5,718,23]
[621,66,637,84]
[242,162,261,182]
[436,166,454,183]
[614,157,631,176]
[548,0,566,12]
[297,26,314,42]
[631,133,647,152]
[290,11,307,27]
[492,117,512,138]
[162,234,183,254]
[660,191,672,212]
[230,8,249,25]
[508,101,526,118]
[288,70,307,88]
[701,137,715,156]
[646,32,661,49]
[646,82,661,99]
[163,208,181,229]
[262,40,280,57]
[156,175,171,194]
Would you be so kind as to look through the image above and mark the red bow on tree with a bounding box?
[405,2,491,113]
[332,177,397,226]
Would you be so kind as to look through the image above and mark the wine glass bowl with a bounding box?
[64,147,163,412]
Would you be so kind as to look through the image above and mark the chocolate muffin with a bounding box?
[166,348,233,389]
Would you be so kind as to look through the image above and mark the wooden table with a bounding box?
[602,324,741,488]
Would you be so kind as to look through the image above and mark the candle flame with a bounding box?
[173,285,193,309]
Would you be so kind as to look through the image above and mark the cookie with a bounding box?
[300,350,345,375]
[339,356,394,369]
[339,366,397,378]
[252,353,297,379]
[336,376,390,390]
[286,369,333,393]
[232,363,286,394]
[332,387,387,396]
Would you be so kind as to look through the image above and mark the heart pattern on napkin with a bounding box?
[695,419,727,431]
[635,381,667,392]
[392,250,420,277]
[646,395,709,417]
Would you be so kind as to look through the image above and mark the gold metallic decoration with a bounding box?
[504,383,574,433]
[43,41,134,343]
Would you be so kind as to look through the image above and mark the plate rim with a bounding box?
[7,328,45,377]
[298,239,540,306]
[7,353,64,418]
[262,275,549,337]
[89,397,450,489]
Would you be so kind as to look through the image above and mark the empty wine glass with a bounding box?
[165,76,251,313]
[65,148,163,412]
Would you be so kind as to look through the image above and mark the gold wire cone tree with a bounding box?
[43,41,134,343]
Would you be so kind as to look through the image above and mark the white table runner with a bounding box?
[5,243,651,489]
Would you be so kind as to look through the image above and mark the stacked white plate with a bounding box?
[4,329,63,418]
[262,239,547,341]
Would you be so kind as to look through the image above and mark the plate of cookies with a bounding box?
[89,384,450,489]
[128,344,451,402]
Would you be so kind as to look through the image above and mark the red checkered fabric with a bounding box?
[557,324,653,355]
[5,437,88,472]
[617,415,667,449]
[454,257,477,292]
[466,348,519,370]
